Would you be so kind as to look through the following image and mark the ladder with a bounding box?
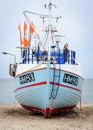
[49,63,61,99]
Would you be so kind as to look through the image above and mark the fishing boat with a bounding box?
[5,1,83,117]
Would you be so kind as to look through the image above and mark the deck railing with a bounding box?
[22,49,76,65]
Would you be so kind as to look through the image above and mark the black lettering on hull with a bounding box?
[63,73,79,86]
[19,72,35,85]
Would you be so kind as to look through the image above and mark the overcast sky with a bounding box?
[0,0,93,79]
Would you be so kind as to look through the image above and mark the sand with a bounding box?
[0,104,93,130]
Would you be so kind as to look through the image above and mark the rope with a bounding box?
[23,10,48,17]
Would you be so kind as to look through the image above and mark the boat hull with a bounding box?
[14,63,83,116]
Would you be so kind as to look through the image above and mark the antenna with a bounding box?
[44,0,56,10]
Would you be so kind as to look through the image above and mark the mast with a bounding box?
[45,0,54,61]
[45,0,59,61]
[48,1,52,61]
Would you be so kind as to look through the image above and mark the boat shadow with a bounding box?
[3,105,84,119]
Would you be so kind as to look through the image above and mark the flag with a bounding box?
[24,21,27,31]
[18,24,20,30]
[23,21,28,47]
[23,38,29,47]
[29,22,35,34]
[18,24,23,45]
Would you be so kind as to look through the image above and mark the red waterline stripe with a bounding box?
[15,67,47,78]
[50,81,81,92]
[14,81,81,93]
[21,104,43,112]
[21,104,76,115]
[14,81,47,92]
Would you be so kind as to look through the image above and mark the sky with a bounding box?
[0,0,93,79]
